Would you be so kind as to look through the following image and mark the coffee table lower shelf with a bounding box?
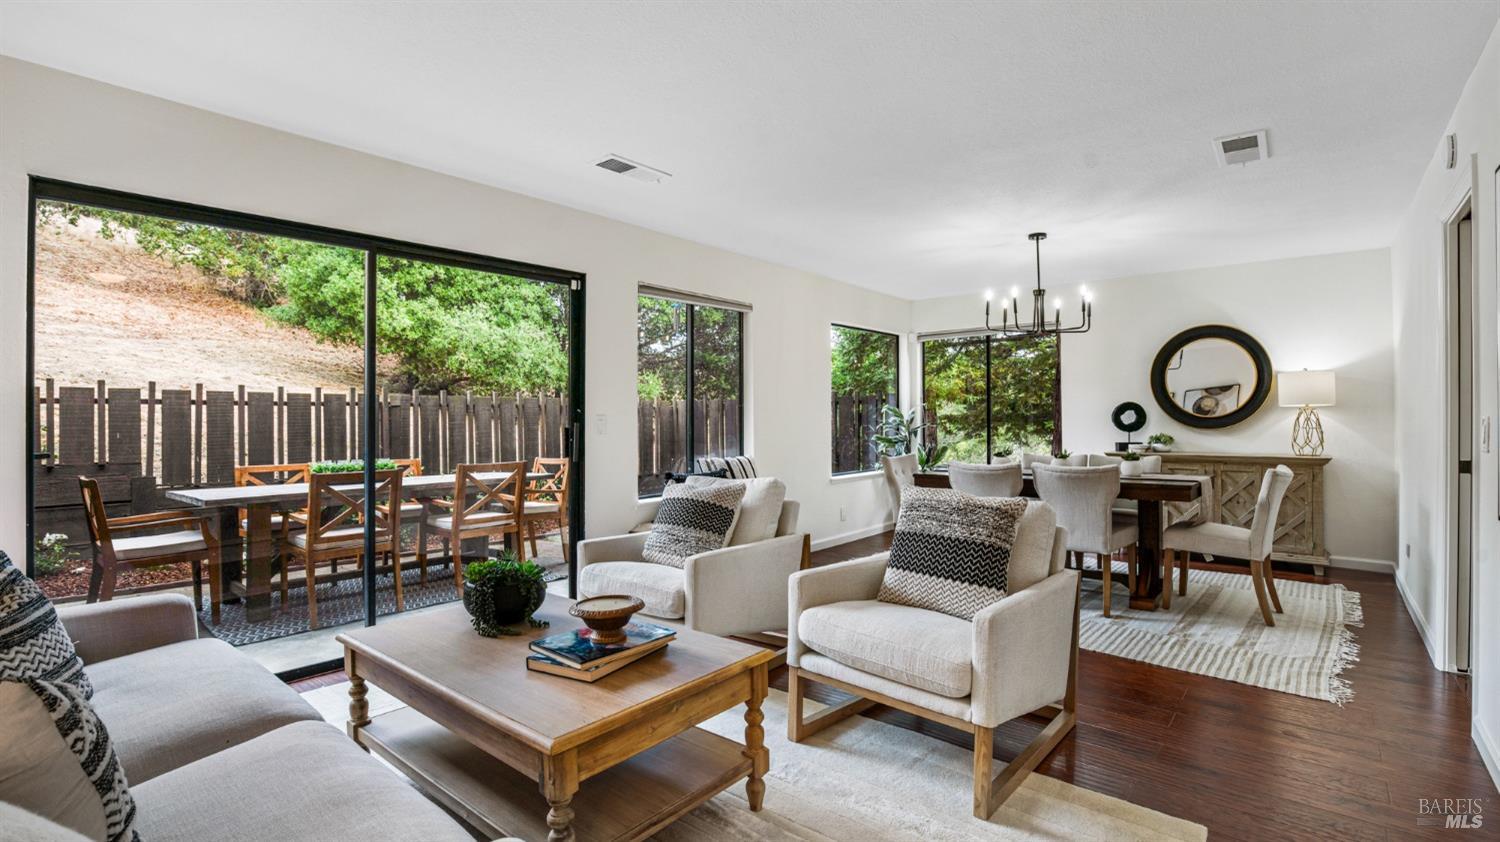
[356,706,754,842]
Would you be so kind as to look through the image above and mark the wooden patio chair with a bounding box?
[416,461,526,597]
[78,477,224,622]
[233,462,310,548]
[284,469,403,629]
[521,457,571,565]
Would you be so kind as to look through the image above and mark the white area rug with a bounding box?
[1080,566,1362,704]
[304,684,1205,841]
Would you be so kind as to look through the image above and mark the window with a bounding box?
[830,325,899,474]
[637,293,744,496]
[920,334,1059,463]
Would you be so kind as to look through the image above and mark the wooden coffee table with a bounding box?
[336,595,774,842]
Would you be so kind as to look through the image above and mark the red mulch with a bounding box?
[36,562,196,601]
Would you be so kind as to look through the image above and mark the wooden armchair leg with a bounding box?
[785,668,875,743]
[307,562,320,630]
[99,563,119,603]
[528,520,540,559]
[416,520,429,584]
[1179,552,1189,596]
[975,704,1077,819]
[451,531,464,599]
[86,559,104,603]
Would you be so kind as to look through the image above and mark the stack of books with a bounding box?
[525,621,676,682]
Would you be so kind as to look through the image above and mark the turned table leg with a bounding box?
[744,663,769,811]
[542,751,579,842]
[345,651,371,741]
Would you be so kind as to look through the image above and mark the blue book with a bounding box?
[529,621,676,668]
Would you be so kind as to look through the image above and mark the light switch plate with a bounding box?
[595,413,607,435]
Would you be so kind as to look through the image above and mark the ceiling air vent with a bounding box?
[593,154,671,183]
[1213,130,1269,167]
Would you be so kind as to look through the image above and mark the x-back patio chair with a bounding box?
[284,469,403,628]
[416,461,526,596]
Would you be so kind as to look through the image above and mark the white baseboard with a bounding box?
[1328,555,1397,574]
[1474,715,1500,794]
[1394,568,1445,671]
[811,521,893,552]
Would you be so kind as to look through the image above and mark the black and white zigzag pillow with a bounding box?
[694,455,758,479]
[877,486,1028,620]
[26,678,141,842]
[0,551,92,698]
[643,481,746,568]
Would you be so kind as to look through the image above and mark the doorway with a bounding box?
[1449,201,1475,673]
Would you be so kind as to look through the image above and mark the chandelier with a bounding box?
[984,232,1092,339]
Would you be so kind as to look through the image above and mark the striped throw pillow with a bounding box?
[0,551,92,698]
[877,486,1028,620]
[642,481,746,568]
[21,678,141,842]
[695,455,758,479]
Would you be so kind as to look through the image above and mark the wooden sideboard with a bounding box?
[1131,452,1331,574]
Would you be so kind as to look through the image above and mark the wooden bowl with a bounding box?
[569,595,645,646]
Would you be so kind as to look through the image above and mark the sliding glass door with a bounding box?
[25,179,584,675]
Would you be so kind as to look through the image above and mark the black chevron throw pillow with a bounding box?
[0,550,92,698]
[877,486,1028,620]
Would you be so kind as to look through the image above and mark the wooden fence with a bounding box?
[831,394,893,474]
[635,398,741,484]
[32,378,571,551]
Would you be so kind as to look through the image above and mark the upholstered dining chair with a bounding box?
[577,477,807,652]
[949,461,1023,498]
[1162,465,1293,625]
[78,477,223,622]
[285,469,403,628]
[1085,453,1121,466]
[879,453,917,520]
[1031,463,1139,618]
[1019,452,1052,471]
[786,500,1078,818]
[416,461,527,594]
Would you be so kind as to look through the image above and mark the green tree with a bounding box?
[920,335,1058,463]
[831,326,897,398]
[39,203,570,394]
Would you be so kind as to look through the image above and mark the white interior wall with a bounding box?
[0,57,910,558]
[910,249,1398,568]
[1389,21,1500,786]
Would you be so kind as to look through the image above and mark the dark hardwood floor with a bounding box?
[294,532,1498,841]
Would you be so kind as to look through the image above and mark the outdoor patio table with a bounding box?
[166,471,549,623]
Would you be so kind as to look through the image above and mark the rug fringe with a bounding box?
[1327,587,1364,706]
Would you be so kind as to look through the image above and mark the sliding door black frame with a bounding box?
[24,176,587,673]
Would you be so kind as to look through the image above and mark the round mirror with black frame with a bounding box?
[1150,325,1272,429]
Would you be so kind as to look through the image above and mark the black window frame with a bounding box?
[636,293,746,498]
[918,333,1062,464]
[24,176,588,679]
[829,323,902,476]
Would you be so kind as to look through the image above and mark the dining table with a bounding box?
[166,471,549,623]
[913,469,1203,611]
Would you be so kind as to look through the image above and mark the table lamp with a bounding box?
[1278,370,1335,456]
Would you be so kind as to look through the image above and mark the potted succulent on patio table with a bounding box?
[463,551,549,637]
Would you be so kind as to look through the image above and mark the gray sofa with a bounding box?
[4,594,481,842]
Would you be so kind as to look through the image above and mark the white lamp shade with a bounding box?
[1278,370,1336,407]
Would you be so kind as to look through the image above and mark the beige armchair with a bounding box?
[577,498,808,641]
[786,501,1079,818]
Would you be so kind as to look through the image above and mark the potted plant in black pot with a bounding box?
[462,551,549,637]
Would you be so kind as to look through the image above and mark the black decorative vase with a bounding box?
[463,578,546,636]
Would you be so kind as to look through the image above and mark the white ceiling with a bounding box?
[2,1,1496,300]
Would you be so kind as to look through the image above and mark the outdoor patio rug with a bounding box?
[1079,566,1362,704]
[199,552,569,647]
[301,685,1207,842]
